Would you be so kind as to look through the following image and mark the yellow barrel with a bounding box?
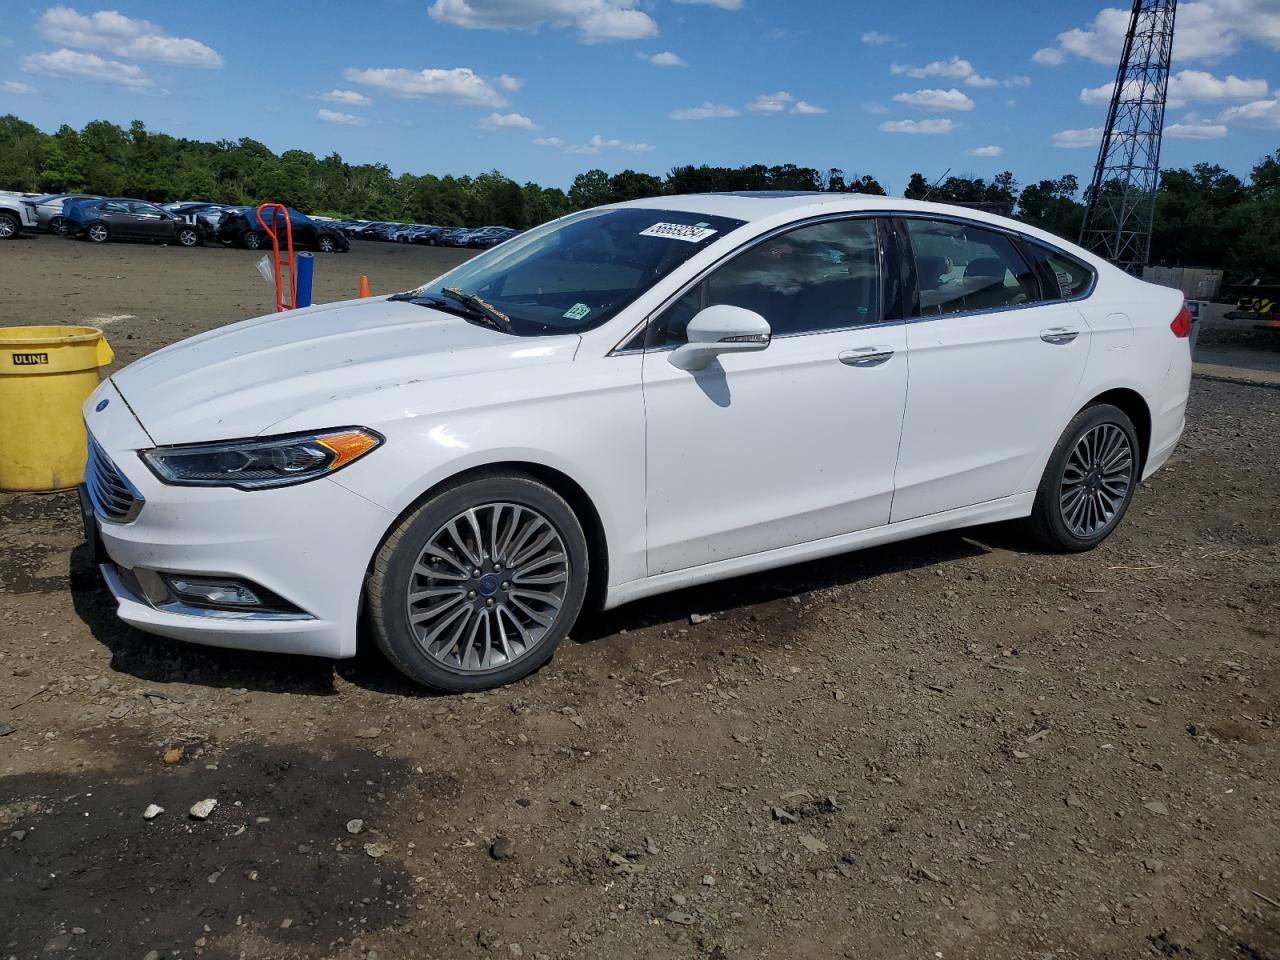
[0,325,114,492]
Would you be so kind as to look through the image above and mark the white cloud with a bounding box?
[476,111,538,129]
[791,100,826,114]
[343,66,509,106]
[891,56,997,88]
[748,90,794,112]
[565,134,654,153]
[428,0,657,42]
[1081,70,1268,108]
[496,74,523,91]
[321,88,372,106]
[862,101,889,115]
[861,30,896,45]
[1,80,35,94]
[21,48,151,88]
[648,51,687,66]
[38,6,222,68]
[879,118,956,134]
[673,0,743,7]
[1035,1,1280,66]
[318,108,365,126]
[970,144,1003,157]
[1165,121,1228,138]
[1219,96,1280,126]
[1052,127,1103,149]
[533,136,564,146]
[670,101,739,120]
[892,87,974,111]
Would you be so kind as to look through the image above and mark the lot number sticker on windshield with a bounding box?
[563,302,591,320]
[640,222,718,243]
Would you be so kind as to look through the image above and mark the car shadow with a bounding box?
[70,519,1033,697]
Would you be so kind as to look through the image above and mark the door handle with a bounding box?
[838,347,894,367]
[1040,327,1080,345]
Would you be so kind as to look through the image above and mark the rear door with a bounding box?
[890,216,1091,522]
[97,201,134,237]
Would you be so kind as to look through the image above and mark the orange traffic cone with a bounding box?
[358,275,371,298]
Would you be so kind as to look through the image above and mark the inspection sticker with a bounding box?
[639,222,718,243]
[563,302,591,320]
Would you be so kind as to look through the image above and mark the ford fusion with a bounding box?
[81,193,1192,691]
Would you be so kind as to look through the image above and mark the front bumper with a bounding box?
[83,380,394,659]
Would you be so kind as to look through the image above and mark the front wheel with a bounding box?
[368,473,589,692]
[1025,403,1140,552]
[48,216,63,234]
[317,236,337,253]
[176,227,201,247]
[241,231,265,250]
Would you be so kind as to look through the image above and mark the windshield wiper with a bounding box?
[440,287,512,332]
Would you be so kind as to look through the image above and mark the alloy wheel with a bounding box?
[319,238,335,252]
[1058,422,1133,538]
[178,229,198,247]
[88,224,108,243]
[0,216,16,239]
[405,502,570,673]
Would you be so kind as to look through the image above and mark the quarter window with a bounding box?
[650,218,882,347]
[1027,243,1094,300]
[905,219,1040,316]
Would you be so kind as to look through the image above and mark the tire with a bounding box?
[0,212,19,240]
[241,231,265,250]
[86,222,110,243]
[1024,403,1140,552]
[176,227,201,247]
[48,216,63,234]
[368,472,589,692]
[317,236,336,253]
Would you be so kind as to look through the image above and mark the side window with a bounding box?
[100,201,128,214]
[1027,243,1094,301]
[905,219,1041,317]
[130,202,162,217]
[649,218,881,347]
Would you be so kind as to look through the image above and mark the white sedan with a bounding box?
[81,193,1192,691]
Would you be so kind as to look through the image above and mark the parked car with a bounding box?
[216,207,349,253]
[410,225,449,245]
[63,197,212,246]
[0,194,39,239]
[26,193,101,233]
[81,193,1192,692]
[164,202,244,230]
[435,227,473,247]
[467,226,518,248]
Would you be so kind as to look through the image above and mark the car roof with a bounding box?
[610,191,1107,268]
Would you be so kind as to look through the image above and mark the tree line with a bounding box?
[1,114,1276,281]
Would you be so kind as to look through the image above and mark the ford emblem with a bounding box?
[95,398,109,412]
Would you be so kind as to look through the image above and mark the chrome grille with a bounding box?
[85,435,143,523]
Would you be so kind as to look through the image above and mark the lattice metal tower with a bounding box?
[1078,0,1177,274]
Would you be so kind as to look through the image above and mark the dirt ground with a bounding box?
[1,236,1278,960]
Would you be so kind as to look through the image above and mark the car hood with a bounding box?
[111,297,581,445]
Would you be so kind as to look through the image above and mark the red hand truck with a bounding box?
[255,203,296,313]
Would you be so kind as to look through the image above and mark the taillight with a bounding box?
[1170,303,1192,338]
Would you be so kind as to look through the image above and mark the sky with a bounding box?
[0,0,1278,193]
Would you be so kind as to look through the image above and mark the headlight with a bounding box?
[140,428,383,490]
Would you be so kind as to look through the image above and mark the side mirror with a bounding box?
[668,304,771,371]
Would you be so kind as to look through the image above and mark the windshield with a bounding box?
[400,207,746,336]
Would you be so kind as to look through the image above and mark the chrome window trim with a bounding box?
[608,209,1100,356]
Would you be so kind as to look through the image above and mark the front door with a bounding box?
[642,217,909,575]
[890,217,1091,522]
[129,201,171,241]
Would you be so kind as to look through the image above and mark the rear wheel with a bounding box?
[241,231,265,250]
[1025,403,1139,552]
[86,222,110,243]
[368,473,589,692]
[317,236,337,253]
[0,212,19,239]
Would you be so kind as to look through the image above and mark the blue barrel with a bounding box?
[296,252,315,309]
